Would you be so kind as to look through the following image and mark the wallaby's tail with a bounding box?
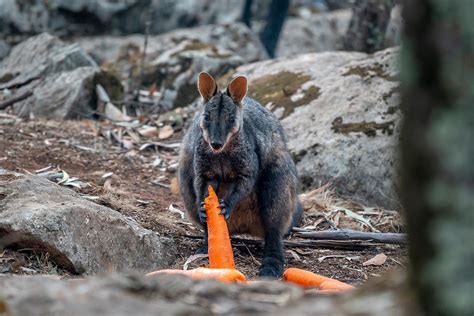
[286,200,303,235]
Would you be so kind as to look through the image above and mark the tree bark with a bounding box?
[343,0,393,53]
[401,1,474,315]
[294,229,408,245]
[259,0,290,58]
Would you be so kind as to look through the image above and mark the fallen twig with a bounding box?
[151,180,171,189]
[293,229,407,245]
[181,234,375,250]
[139,142,181,151]
[0,91,33,110]
[136,19,151,100]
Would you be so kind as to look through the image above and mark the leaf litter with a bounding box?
[0,115,407,282]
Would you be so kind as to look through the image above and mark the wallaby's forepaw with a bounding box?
[198,202,207,223]
[219,199,231,220]
[258,258,284,278]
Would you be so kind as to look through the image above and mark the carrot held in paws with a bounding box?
[146,267,246,283]
[205,185,235,269]
[283,268,354,291]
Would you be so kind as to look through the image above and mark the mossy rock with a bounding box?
[331,116,395,137]
[343,63,397,82]
[248,71,321,119]
[0,72,16,84]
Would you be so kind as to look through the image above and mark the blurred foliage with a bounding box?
[401,0,474,315]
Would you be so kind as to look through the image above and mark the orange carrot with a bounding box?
[204,185,235,269]
[146,267,246,283]
[319,280,354,291]
[283,268,354,291]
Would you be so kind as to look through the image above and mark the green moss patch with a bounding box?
[331,116,395,137]
[249,71,320,119]
[171,39,233,59]
[0,72,17,84]
[343,63,398,82]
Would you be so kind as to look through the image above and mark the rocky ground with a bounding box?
[0,117,406,282]
[0,5,407,314]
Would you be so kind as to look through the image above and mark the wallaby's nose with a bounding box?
[211,141,223,150]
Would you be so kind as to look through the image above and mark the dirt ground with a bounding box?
[0,116,408,283]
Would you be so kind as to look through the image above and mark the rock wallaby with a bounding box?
[178,72,302,277]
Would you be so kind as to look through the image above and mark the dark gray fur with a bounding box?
[178,83,302,278]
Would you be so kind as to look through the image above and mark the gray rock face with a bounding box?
[277,10,352,57]
[77,23,267,111]
[0,270,412,315]
[277,7,402,57]
[0,0,244,36]
[0,39,10,61]
[0,170,176,274]
[0,33,119,119]
[77,23,266,65]
[0,33,96,89]
[13,67,98,119]
[236,47,400,209]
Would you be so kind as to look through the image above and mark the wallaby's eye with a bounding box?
[203,114,210,122]
[229,117,236,124]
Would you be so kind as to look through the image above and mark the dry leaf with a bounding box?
[168,204,184,219]
[104,102,132,122]
[148,82,157,96]
[101,172,114,179]
[158,125,174,139]
[121,138,134,150]
[183,254,208,270]
[318,255,360,263]
[287,249,301,261]
[35,165,52,174]
[103,179,113,192]
[138,126,159,137]
[81,119,99,135]
[363,253,387,266]
[170,177,180,194]
[152,156,163,167]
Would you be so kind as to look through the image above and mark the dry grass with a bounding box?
[299,183,404,233]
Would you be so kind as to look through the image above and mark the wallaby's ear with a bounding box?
[226,75,248,103]
[198,72,218,101]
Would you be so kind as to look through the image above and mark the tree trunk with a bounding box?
[241,0,253,28]
[343,0,393,53]
[401,1,474,315]
[259,0,290,58]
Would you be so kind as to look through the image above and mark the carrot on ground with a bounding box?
[283,268,354,291]
[146,267,246,283]
[319,280,354,291]
[204,185,235,269]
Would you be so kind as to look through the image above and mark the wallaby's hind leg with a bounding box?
[259,227,285,277]
[257,168,296,278]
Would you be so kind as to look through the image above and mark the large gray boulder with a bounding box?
[13,67,99,119]
[77,23,267,111]
[276,7,402,57]
[0,33,96,89]
[0,39,10,61]
[235,47,400,209]
[0,33,120,119]
[277,10,352,57]
[0,170,176,274]
[0,0,244,36]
